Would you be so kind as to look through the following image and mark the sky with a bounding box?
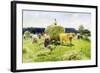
[23,10,91,30]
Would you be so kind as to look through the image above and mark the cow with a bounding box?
[59,33,75,45]
[59,33,68,44]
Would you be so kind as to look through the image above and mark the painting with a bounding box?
[22,10,91,62]
[11,1,98,72]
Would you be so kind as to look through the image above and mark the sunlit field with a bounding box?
[22,36,91,63]
[22,10,91,63]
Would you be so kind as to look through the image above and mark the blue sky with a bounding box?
[23,10,91,30]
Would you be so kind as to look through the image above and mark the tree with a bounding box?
[78,25,91,36]
[82,29,91,36]
[82,29,91,41]
[78,25,84,35]
[78,25,91,41]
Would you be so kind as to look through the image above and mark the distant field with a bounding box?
[22,36,91,63]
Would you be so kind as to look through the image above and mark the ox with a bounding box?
[59,33,75,45]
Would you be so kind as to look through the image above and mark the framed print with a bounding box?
[11,1,98,72]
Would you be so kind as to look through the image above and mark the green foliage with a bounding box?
[78,25,91,41]
[82,29,91,36]
[78,25,91,36]
[45,25,64,41]
[78,25,84,35]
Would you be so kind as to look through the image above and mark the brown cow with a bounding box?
[59,33,75,45]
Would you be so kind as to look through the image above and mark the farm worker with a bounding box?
[38,33,41,39]
[44,33,50,47]
[32,34,38,43]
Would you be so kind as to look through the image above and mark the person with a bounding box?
[44,33,50,47]
[38,33,41,39]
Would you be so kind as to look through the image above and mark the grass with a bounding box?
[22,37,91,63]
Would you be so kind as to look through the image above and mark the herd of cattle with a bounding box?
[24,32,79,48]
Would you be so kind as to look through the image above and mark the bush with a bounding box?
[45,25,64,41]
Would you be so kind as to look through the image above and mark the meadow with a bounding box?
[22,36,91,63]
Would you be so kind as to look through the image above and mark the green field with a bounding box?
[22,36,91,63]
